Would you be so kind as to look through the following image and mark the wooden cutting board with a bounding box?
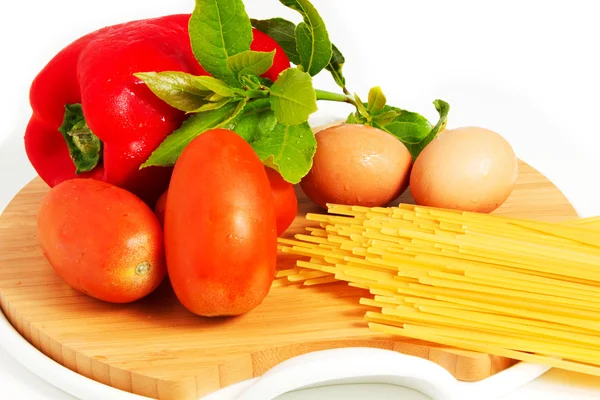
[0,160,577,400]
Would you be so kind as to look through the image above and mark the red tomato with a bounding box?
[165,129,277,317]
[265,167,298,236]
[37,179,166,303]
[154,189,168,226]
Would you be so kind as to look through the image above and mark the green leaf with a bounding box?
[134,71,211,113]
[372,110,400,126]
[270,68,317,125]
[188,98,233,113]
[251,122,317,184]
[408,100,451,159]
[378,106,433,145]
[142,100,247,168]
[346,103,434,157]
[194,76,240,97]
[326,44,347,91]
[205,92,227,102]
[346,113,359,124]
[367,86,387,113]
[354,94,370,121]
[241,76,260,90]
[279,0,332,76]
[227,50,276,82]
[227,112,262,142]
[189,0,252,86]
[225,99,316,183]
[58,104,102,174]
[252,17,347,89]
[225,99,277,142]
[251,18,301,65]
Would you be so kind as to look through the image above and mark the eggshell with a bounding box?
[410,126,518,213]
[300,124,413,209]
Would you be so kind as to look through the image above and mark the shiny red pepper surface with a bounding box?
[25,14,290,205]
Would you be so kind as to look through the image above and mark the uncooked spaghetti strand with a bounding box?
[411,280,600,321]
[304,276,339,286]
[367,322,600,376]
[567,216,600,228]
[297,261,337,275]
[399,324,600,365]
[378,281,600,331]
[428,249,600,287]
[458,230,600,268]
[415,305,600,348]
[442,261,600,295]
[427,290,600,332]
[459,270,600,304]
[423,270,600,311]
[368,310,600,362]
[456,245,600,282]
[375,248,600,290]
[508,219,600,248]
[401,297,599,334]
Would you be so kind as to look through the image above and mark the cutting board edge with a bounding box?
[0,159,578,400]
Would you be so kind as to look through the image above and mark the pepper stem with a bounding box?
[58,104,103,174]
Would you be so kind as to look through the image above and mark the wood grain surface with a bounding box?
[0,161,578,400]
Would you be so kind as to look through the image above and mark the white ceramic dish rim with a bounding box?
[0,307,550,400]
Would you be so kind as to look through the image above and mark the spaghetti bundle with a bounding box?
[277,204,600,376]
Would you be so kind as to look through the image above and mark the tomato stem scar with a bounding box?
[136,262,151,275]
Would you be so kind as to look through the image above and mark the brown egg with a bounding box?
[410,126,518,213]
[300,124,413,209]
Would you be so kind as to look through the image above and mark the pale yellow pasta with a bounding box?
[277,203,600,376]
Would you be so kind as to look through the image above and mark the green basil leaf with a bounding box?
[227,50,276,83]
[279,0,332,76]
[251,18,301,65]
[189,0,252,86]
[326,44,347,91]
[134,71,211,112]
[193,76,240,97]
[367,86,387,113]
[251,121,317,184]
[59,104,102,174]
[408,99,450,159]
[141,99,247,168]
[270,68,317,125]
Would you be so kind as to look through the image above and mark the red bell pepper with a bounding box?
[25,14,290,205]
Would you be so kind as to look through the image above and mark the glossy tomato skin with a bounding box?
[165,129,277,317]
[265,167,298,236]
[37,179,166,303]
[154,189,168,226]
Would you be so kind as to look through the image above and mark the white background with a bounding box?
[1,0,600,399]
